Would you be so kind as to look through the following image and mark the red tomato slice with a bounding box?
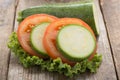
[43,18,97,65]
[17,14,58,58]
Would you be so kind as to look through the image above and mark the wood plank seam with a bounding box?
[5,51,11,80]
[98,0,119,80]
[12,0,20,31]
[0,0,20,80]
[6,0,20,80]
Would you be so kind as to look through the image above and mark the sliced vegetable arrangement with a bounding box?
[8,32,102,77]
[7,0,102,77]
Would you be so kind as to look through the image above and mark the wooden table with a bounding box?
[0,0,120,80]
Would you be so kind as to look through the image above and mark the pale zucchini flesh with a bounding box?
[30,22,50,57]
[57,25,96,61]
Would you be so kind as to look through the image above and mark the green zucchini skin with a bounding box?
[18,1,99,36]
[56,24,96,62]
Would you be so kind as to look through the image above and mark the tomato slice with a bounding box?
[43,18,96,65]
[17,14,58,58]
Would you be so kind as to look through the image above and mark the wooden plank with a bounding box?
[100,0,120,79]
[0,0,17,80]
[7,0,117,80]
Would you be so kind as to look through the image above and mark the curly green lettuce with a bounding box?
[7,32,102,77]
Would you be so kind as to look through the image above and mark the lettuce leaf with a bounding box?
[7,32,102,77]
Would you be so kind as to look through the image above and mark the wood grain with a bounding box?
[0,0,16,80]
[7,0,117,80]
[100,0,120,79]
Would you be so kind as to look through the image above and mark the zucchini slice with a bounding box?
[30,22,50,57]
[57,24,96,61]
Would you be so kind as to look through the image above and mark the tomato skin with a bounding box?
[43,18,96,65]
[17,14,58,58]
[88,44,97,60]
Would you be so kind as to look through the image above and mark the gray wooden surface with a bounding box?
[0,0,119,80]
[0,0,16,80]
